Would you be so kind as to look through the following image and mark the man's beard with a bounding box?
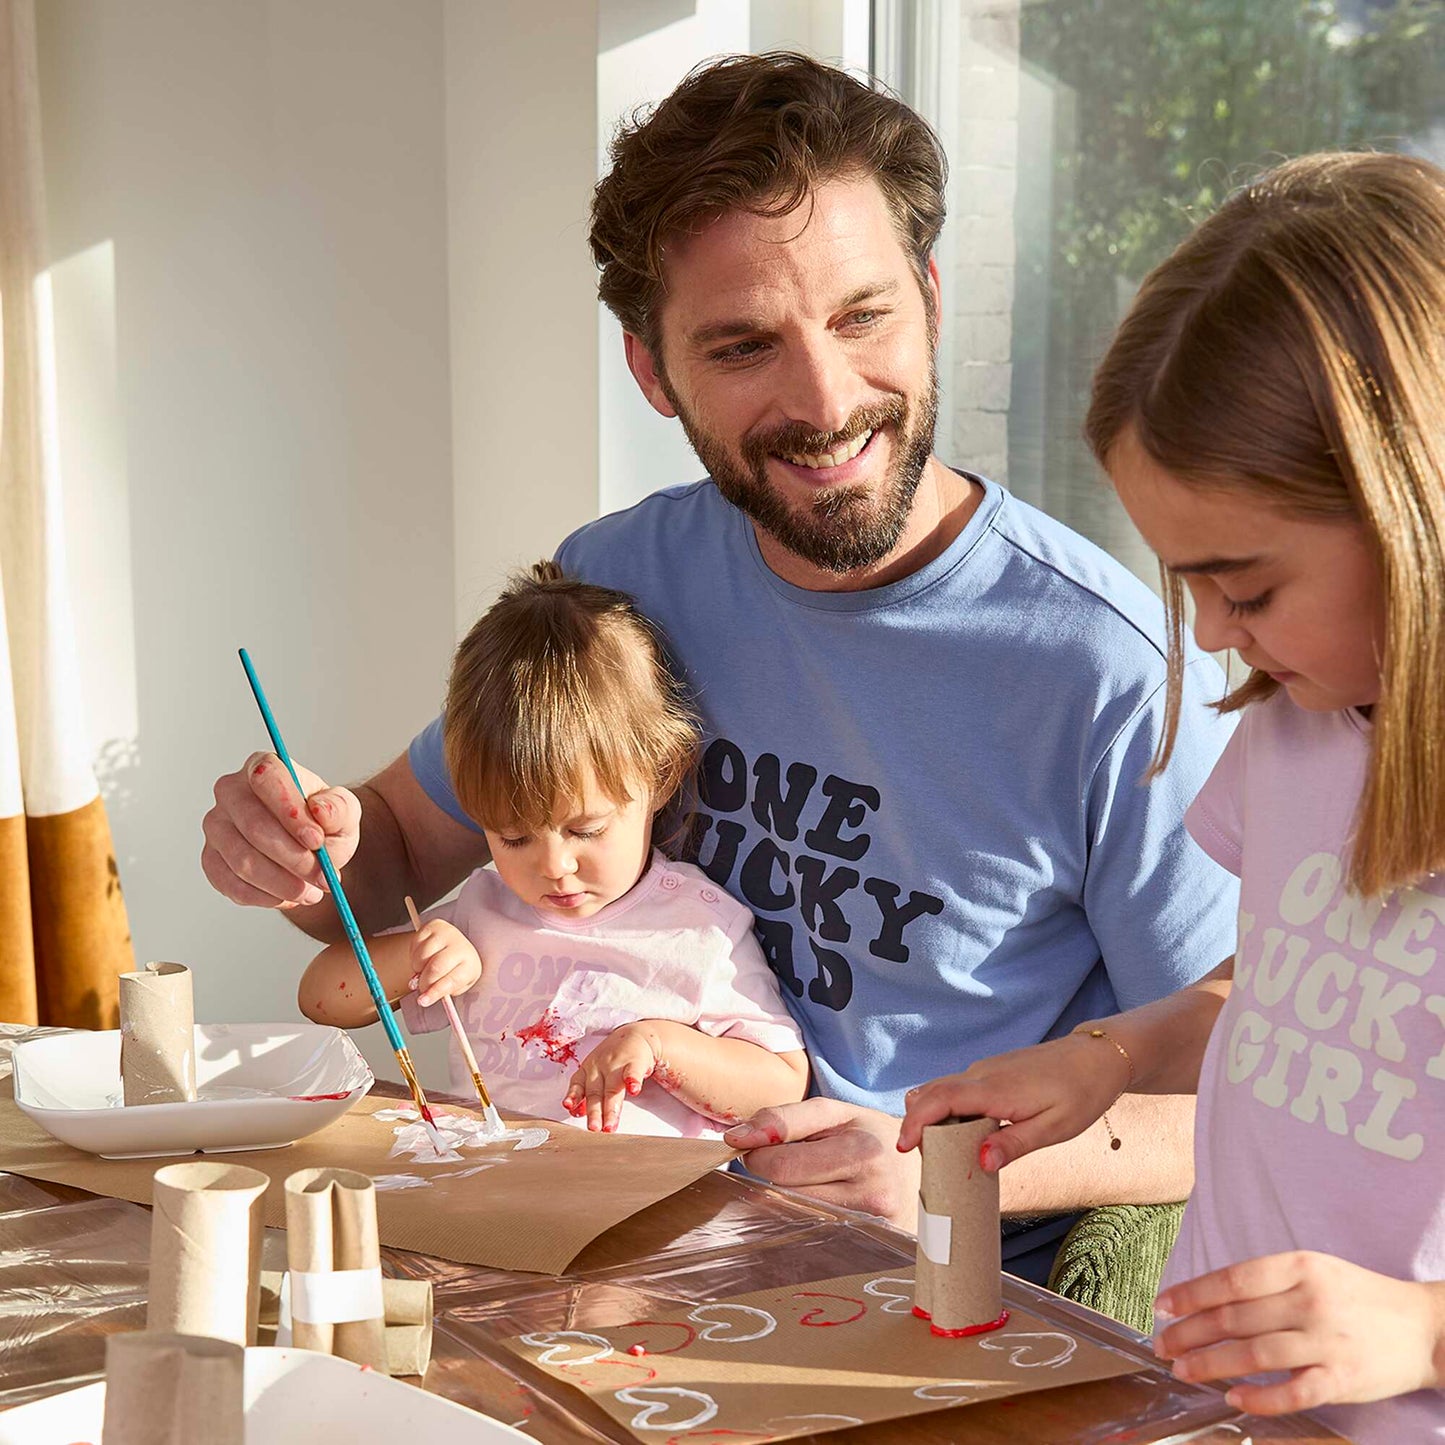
[668,367,939,575]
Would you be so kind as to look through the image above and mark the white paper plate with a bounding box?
[11,1024,373,1158]
[0,1346,532,1443]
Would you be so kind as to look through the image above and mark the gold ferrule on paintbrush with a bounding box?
[395,1047,432,1117]
[469,1070,494,1109]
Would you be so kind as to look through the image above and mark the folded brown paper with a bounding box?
[283,1167,387,1370]
[0,1079,733,1273]
[119,963,197,1106]
[259,1269,434,1376]
[147,1161,267,1345]
[101,1331,243,1445]
[505,1265,1142,1445]
[915,1115,1003,1334]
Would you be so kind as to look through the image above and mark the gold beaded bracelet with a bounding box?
[1073,1027,1136,1151]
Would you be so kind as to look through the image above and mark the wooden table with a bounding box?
[0,1027,1347,1443]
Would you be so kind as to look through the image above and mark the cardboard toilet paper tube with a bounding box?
[914,1116,1006,1336]
[101,1331,243,1445]
[147,1161,267,1346]
[284,1166,388,1370]
[259,1270,434,1375]
[119,962,197,1105]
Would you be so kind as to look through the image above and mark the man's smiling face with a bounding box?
[627,173,940,578]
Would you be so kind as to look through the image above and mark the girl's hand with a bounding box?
[408,919,482,1006]
[1157,1252,1445,1414]
[565,1023,662,1132]
[896,1032,1130,1169]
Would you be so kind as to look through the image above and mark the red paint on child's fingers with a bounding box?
[764,1126,783,1146]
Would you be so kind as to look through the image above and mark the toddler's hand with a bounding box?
[896,1032,1129,1169]
[408,919,482,1007]
[1155,1251,1445,1413]
[565,1023,661,1133]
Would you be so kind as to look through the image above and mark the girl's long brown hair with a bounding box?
[443,562,699,842]
[1086,152,1445,898]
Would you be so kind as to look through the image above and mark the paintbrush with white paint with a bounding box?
[404,895,505,1135]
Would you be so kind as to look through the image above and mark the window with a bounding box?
[880,0,1445,581]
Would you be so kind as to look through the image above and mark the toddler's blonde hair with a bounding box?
[443,562,699,839]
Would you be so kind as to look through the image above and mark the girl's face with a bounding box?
[1109,429,1387,712]
[482,771,655,920]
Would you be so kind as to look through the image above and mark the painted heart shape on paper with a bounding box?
[615,1385,719,1431]
[913,1382,979,1405]
[518,1330,614,1366]
[863,1276,915,1313]
[616,1318,697,1355]
[979,1331,1077,1368]
[791,1290,866,1327]
[686,1303,777,1343]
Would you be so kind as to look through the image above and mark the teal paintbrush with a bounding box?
[237,647,446,1153]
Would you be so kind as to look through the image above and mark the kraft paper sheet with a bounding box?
[146,1161,267,1345]
[504,1266,1143,1444]
[283,1167,387,1369]
[101,1331,244,1445]
[0,1080,733,1273]
[118,963,196,1105]
[915,1115,1003,1332]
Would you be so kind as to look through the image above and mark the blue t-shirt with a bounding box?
[410,475,1239,1113]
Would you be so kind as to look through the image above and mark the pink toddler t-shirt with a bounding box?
[1168,692,1444,1443]
[400,852,804,1139]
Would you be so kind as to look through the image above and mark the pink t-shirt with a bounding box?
[1169,693,1444,1443]
[400,852,804,1139]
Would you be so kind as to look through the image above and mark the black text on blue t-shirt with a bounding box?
[682,738,944,1013]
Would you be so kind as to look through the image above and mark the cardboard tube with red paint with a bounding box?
[914,1116,1007,1336]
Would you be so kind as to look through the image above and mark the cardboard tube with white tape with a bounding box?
[260,1270,434,1375]
[914,1115,1007,1337]
[283,1167,388,1370]
[119,962,197,1105]
[147,1161,267,1346]
[101,1332,243,1445]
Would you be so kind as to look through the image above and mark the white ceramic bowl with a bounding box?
[0,1346,533,1443]
[11,1023,373,1158]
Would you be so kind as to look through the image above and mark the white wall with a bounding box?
[37,0,459,1084]
[446,0,599,629]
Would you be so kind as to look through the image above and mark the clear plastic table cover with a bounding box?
[0,1026,1345,1443]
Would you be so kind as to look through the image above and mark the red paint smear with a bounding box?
[252,763,267,778]
[560,1356,657,1388]
[763,1126,783,1145]
[929,1308,1011,1339]
[288,806,300,819]
[792,1291,866,1326]
[337,981,347,990]
[626,1343,646,1356]
[290,1091,351,1101]
[618,1319,697,1356]
[359,1363,375,1373]
[912,1304,931,1320]
[668,1433,772,1443]
[516,1009,580,1068]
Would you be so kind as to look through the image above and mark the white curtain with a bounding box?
[1,0,131,1026]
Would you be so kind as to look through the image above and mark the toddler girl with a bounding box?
[302,562,807,1137]
[900,153,1445,1441]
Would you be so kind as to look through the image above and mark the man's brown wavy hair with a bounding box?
[1086,152,1445,898]
[590,51,948,358]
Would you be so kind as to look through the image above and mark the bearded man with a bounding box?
[202,53,1237,1284]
